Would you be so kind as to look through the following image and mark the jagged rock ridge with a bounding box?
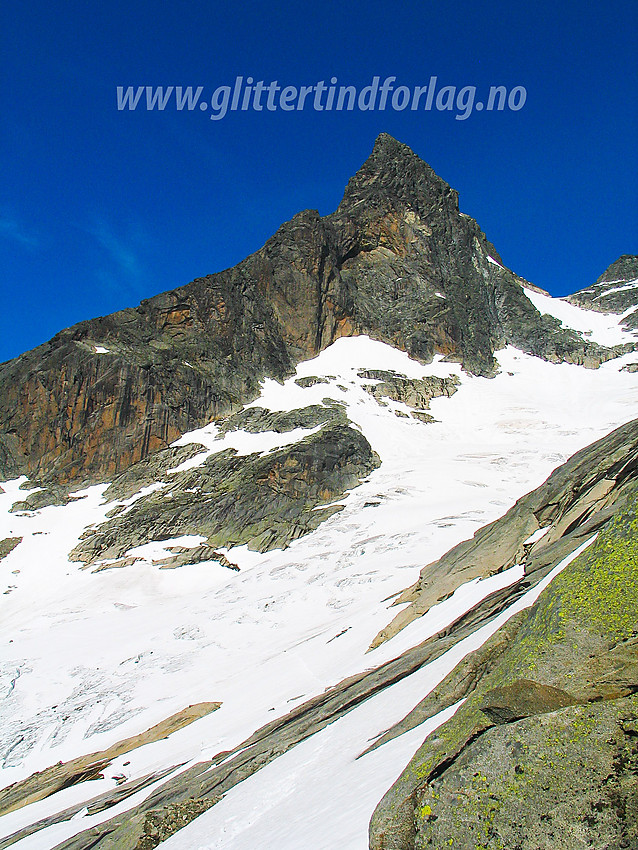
[0,135,621,485]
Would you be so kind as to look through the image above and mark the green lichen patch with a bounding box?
[135,797,220,849]
[548,508,638,641]
[414,696,638,849]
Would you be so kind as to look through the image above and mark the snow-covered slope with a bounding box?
[1,291,638,849]
[523,285,638,347]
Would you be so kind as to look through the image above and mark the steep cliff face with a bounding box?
[0,135,619,485]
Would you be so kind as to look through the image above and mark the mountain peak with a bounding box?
[335,134,458,217]
[0,135,623,486]
[371,131,413,156]
[568,253,638,320]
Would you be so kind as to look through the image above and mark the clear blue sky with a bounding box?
[1,0,637,362]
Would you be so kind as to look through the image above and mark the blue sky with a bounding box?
[1,0,637,362]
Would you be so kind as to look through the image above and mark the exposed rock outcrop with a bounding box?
[133,797,221,849]
[70,420,380,567]
[0,537,21,561]
[0,703,221,818]
[101,443,210,501]
[568,254,638,329]
[214,402,344,437]
[90,545,239,573]
[9,484,82,513]
[358,370,459,419]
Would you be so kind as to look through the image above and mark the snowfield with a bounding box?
[523,285,638,346]
[1,296,638,849]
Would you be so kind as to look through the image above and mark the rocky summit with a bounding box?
[0,136,637,850]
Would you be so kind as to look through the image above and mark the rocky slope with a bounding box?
[0,135,622,486]
[369,411,638,649]
[568,254,638,328]
[70,413,380,565]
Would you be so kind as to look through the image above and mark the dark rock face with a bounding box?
[70,420,380,566]
[0,135,619,486]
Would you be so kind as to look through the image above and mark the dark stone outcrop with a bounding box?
[70,420,380,566]
[89,545,239,574]
[0,537,21,561]
[214,402,343,437]
[0,135,618,485]
[358,370,460,416]
[596,255,638,285]
[134,798,221,849]
[8,485,81,513]
[294,375,330,388]
[101,443,209,501]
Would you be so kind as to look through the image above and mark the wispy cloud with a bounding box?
[0,210,40,250]
[82,218,151,299]
[87,221,143,278]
